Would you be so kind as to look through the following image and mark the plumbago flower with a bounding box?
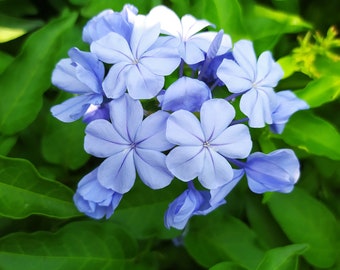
[51,4,309,230]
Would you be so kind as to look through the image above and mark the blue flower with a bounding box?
[82,4,138,44]
[161,77,211,112]
[51,47,105,122]
[90,15,181,99]
[84,94,174,194]
[148,5,231,65]
[270,90,309,134]
[164,182,225,230]
[166,98,252,189]
[73,168,123,219]
[244,149,300,193]
[216,40,284,128]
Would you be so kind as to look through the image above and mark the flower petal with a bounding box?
[90,32,133,63]
[84,119,129,158]
[200,99,235,141]
[212,124,252,159]
[198,148,233,189]
[102,63,131,99]
[98,150,136,193]
[232,40,257,81]
[256,51,283,87]
[134,148,173,189]
[136,110,173,151]
[126,64,164,99]
[181,15,212,40]
[166,146,204,181]
[166,109,204,145]
[109,94,143,142]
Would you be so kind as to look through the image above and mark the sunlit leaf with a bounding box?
[267,187,338,268]
[0,221,137,270]
[0,11,77,135]
[279,110,340,160]
[0,155,80,219]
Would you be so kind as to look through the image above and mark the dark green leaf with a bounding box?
[0,221,137,270]
[0,51,13,74]
[279,110,340,160]
[210,261,248,270]
[41,115,89,170]
[185,212,265,269]
[256,244,309,270]
[267,187,338,268]
[0,155,80,219]
[0,135,17,156]
[0,11,77,135]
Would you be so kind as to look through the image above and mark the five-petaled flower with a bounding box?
[166,98,252,189]
[84,94,174,194]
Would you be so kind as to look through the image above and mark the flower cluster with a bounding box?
[51,4,309,230]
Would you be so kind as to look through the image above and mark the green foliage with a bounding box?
[0,0,339,269]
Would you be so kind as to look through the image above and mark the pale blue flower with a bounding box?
[91,15,181,99]
[148,5,231,65]
[84,94,174,194]
[244,149,300,193]
[161,77,211,112]
[270,90,309,134]
[216,40,284,128]
[51,47,105,122]
[73,168,123,219]
[164,182,225,230]
[82,4,138,44]
[166,98,252,189]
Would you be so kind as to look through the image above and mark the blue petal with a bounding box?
[232,40,257,80]
[161,77,211,112]
[136,110,173,151]
[51,94,102,123]
[103,62,131,99]
[198,148,233,189]
[200,99,235,141]
[98,150,136,193]
[84,119,129,158]
[211,124,252,159]
[109,94,143,142]
[91,32,133,63]
[166,110,204,145]
[256,51,283,87]
[181,14,212,39]
[134,148,173,189]
[126,64,164,99]
[166,146,204,181]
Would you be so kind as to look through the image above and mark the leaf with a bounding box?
[0,135,17,156]
[0,11,78,136]
[210,261,248,270]
[256,244,309,270]
[0,221,138,270]
[295,76,340,108]
[0,14,43,43]
[0,155,80,219]
[110,179,183,240]
[0,51,13,74]
[267,187,338,268]
[185,212,265,269]
[41,115,89,170]
[280,110,340,160]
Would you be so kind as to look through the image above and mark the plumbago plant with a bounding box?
[52,4,309,227]
[0,1,340,269]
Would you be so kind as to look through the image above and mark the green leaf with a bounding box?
[267,187,338,268]
[0,14,43,43]
[110,180,183,240]
[0,11,77,135]
[0,221,137,270]
[0,155,80,219]
[256,244,309,270]
[295,76,340,108]
[280,110,340,160]
[0,135,17,156]
[0,51,13,74]
[210,261,248,270]
[41,115,89,170]
[185,212,265,269]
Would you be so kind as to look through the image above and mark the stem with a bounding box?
[225,92,244,101]
[228,158,246,168]
[230,117,249,125]
[179,59,185,77]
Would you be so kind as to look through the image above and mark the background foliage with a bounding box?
[0,0,339,269]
